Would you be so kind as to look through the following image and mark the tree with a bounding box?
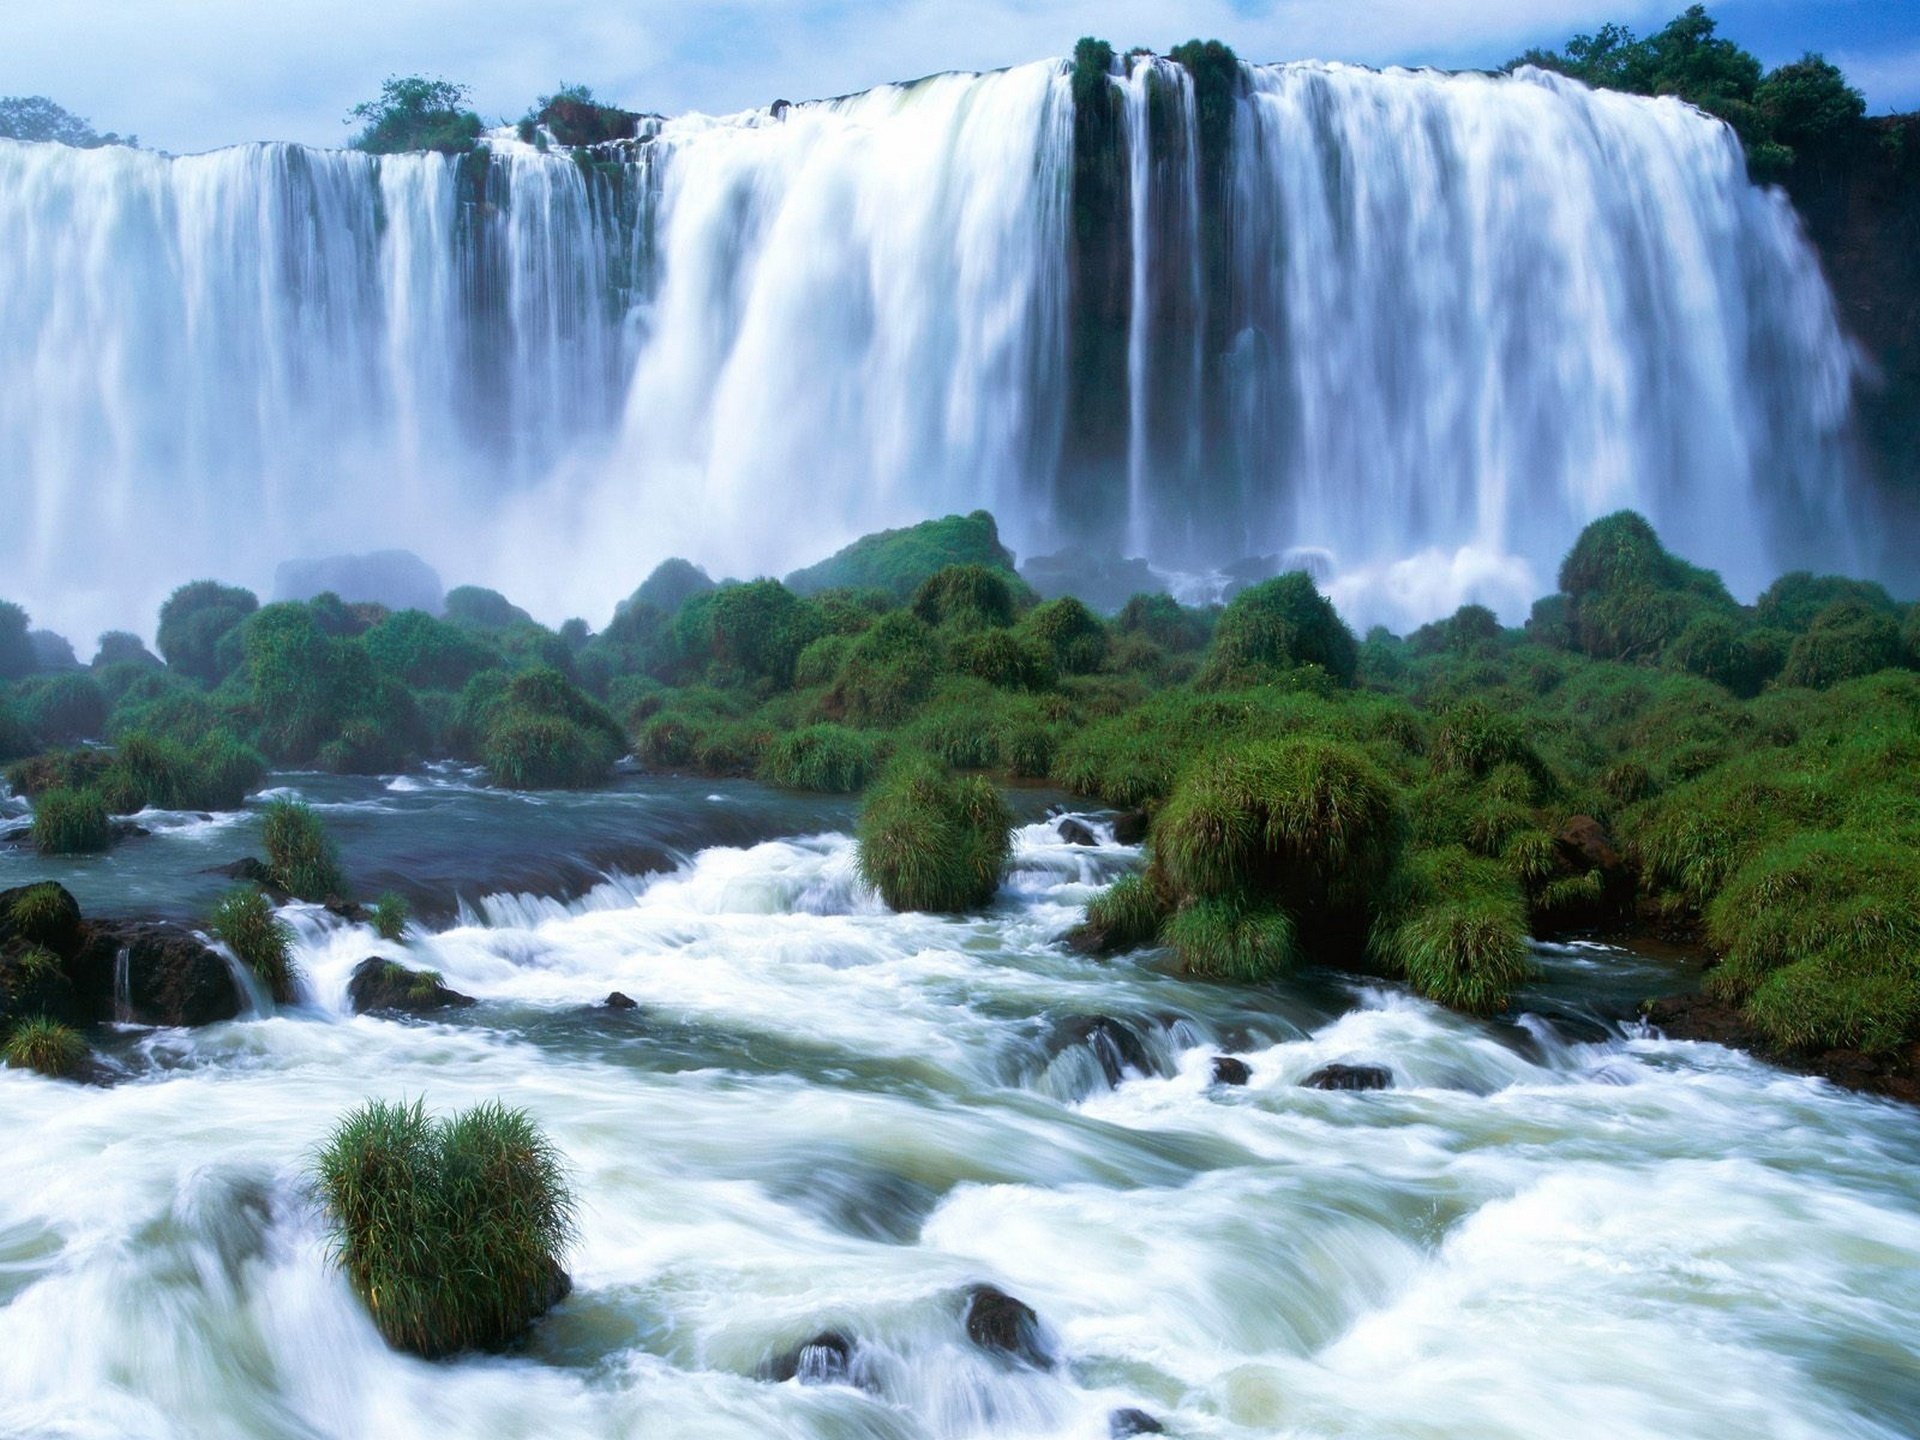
[1757,55,1866,158]
[347,76,482,155]
[0,95,134,148]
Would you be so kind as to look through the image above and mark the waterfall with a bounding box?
[0,57,1867,640]
[112,946,131,1024]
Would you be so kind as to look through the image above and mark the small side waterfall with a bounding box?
[0,57,1870,639]
[111,946,131,1024]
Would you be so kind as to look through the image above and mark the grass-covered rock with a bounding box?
[2,1015,90,1080]
[1196,573,1356,688]
[1369,847,1533,1013]
[758,724,880,793]
[314,1099,575,1357]
[1163,897,1299,980]
[855,756,1014,912]
[262,799,348,902]
[31,788,112,855]
[208,886,299,1003]
[786,511,1016,601]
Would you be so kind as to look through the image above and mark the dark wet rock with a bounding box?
[1555,815,1623,877]
[1111,810,1149,846]
[347,958,474,1016]
[0,943,79,1027]
[604,991,638,1010]
[963,1284,1052,1368]
[1110,1408,1165,1437]
[1053,1014,1159,1085]
[766,1330,854,1385]
[1211,1055,1251,1086]
[70,921,244,1027]
[1057,817,1099,847]
[206,857,286,894]
[1302,1062,1393,1092]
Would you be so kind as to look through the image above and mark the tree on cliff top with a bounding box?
[0,96,134,148]
[347,76,482,155]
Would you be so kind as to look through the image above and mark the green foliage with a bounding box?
[1198,573,1356,688]
[1071,38,1115,109]
[631,558,715,617]
[0,95,134,147]
[243,603,418,769]
[92,631,161,670]
[1776,600,1905,690]
[0,600,38,680]
[93,730,264,813]
[209,886,299,1003]
[0,693,34,764]
[758,725,880,793]
[785,511,1016,601]
[348,75,483,154]
[314,1098,576,1358]
[855,755,1014,912]
[1019,596,1107,674]
[363,610,497,690]
[911,564,1020,630]
[1164,896,1297,980]
[522,83,640,146]
[829,613,940,727]
[478,667,626,788]
[1115,593,1214,652]
[1154,736,1403,919]
[2,1016,89,1079]
[12,673,106,742]
[156,581,258,684]
[673,580,822,691]
[31,789,111,855]
[371,892,411,944]
[1084,872,1169,953]
[1370,848,1533,1014]
[1168,40,1239,162]
[5,883,79,950]
[444,587,534,631]
[262,799,348,902]
[949,629,1055,691]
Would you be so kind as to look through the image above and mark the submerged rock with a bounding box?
[766,1330,855,1385]
[1057,817,1099,847]
[1110,1408,1165,1437]
[347,958,474,1016]
[1211,1055,1252,1086]
[1052,1014,1159,1086]
[963,1284,1053,1368]
[1302,1062,1393,1091]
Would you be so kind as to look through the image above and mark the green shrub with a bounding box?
[444,587,534,632]
[1197,573,1356,688]
[1163,897,1298,980]
[855,756,1013,912]
[1370,847,1532,1013]
[5,883,80,950]
[96,730,265,813]
[949,629,1055,690]
[786,511,1017,601]
[1115,593,1213,652]
[1019,596,1107,674]
[829,614,940,726]
[1775,599,1904,690]
[155,580,258,683]
[0,600,35,680]
[3,1016,88,1079]
[631,558,716,617]
[314,1099,575,1358]
[92,630,161,670]
[793,633,853,689]
[363,610,498,690]
[1083,872,1169,953]
[1430,699,1551,796]
[673,580,822,691]
[371,892,411,944]
[262,798,348,901]
[15,673,107,742]
[483,714,619,789]
[910,564,1019,629]
[348,75,483,154]
[209,886,299,1002]
[758,725,880,793]
[1154,736,1402,918]
[0,693,35,763]
[1755,571,1897,633]
[31,788,111,855]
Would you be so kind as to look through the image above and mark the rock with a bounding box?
[766,1330,854,1385]
[963,1284,1052,1368]
[274,550,445,615]
[604,991,638,1010]
[1211,1055,1251,1086]
[0,882,85,956]
[1302,1062,1392,1091]
[347,958,475,1016]
[1111,810,1149,846]
[1110,1409,1165,1437]
[1017,549,1160,615]
[1053,1015,1158,1086]
[1057,817,1099,846]
[1555,815,1622,876]
[210,857,278,887]
[69,921,244,1027]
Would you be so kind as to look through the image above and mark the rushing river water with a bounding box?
[2,777,1918,1439]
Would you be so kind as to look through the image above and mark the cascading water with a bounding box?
[0,57,1868,642]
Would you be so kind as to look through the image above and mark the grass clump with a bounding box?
[758,724,880,793]
[2,1016,89,1079]
[209,886,299,1003]
[262,798,348,902]
[855,755,1013,912]
[1197,573,1357,689]
[1163,896,1298,980]
[1083,872,1170,953]
[1370,848,1533,1013]
[371,892,411,944]
[32,788,111,855]
[314,1098,576,1358]
[785,510,1016,601]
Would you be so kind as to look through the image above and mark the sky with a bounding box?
[1,0,1917,156]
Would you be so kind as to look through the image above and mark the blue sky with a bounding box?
[3,0,1917,155]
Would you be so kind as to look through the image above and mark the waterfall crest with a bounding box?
[0,57,1864,639]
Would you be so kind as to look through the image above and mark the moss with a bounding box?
[1163,896,1297,981]
[31,788,111,855]
[855,756,1013,912]
[1197,573,1356,689]
[1369,847,1532,1014]
[209,886,299,1003]
[785,511,1016,601]
[314,1099,575,1358]
[2,1016,89,1079]
[758,725,880,793]
[262,798,348,902]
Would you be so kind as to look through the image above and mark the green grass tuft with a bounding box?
[1163,897,1299,981]
[3,1016,89,1079]
[261,798,348,903]
[209,886,300,1003]
[855,755,1013,912]
[371,892,411,944]
[31,788,112,855]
